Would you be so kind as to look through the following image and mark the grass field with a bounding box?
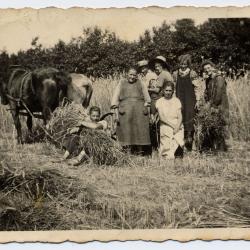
[0,77,249,230]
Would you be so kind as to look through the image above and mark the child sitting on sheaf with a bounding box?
[62,106,108,166]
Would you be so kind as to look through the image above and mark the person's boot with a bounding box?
[70,150,89,166]
[175,146,184,158]
[217,136,228,152]
[185,131,194,151]
[63,150,70,160]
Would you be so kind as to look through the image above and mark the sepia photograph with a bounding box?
[0,6,249,242]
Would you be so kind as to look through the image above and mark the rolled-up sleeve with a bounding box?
[110,81,122,108]
[172,71,178,84]
[157,71,174,88]
[190,70,201,101]
[140,80,151,105]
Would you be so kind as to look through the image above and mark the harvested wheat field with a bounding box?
[0,78,250,230]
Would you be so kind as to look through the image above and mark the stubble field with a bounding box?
[0,77,249,230]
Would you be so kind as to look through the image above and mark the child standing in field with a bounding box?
[155,81,184,159]
[173,54,200,151]
[62,106,108,166]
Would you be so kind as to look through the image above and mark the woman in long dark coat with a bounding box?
[201,60,229,151]
[111,68,151,155]
[173,54,200,151]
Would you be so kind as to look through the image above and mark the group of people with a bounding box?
[110,54,229,159]
[62,53,229,165]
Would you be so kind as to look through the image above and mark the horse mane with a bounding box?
[32,68,71,99]
[33,67,70,86]
[32,67,59,80]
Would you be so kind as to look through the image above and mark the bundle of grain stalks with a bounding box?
[46,103,89,141]
[0,160,97,230]
[46,103,125,165]
[194,101,227,150]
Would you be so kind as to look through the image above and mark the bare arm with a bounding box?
[148,86,161,94]
[111,81,122,108]
[110,81,123,123]
[190,70,201,102]
[79,121,104,130]
[153,71,174,94]
[69,120,104,133]
[175,108,183,131]
[140,80,151,105]
[172,71,178,84]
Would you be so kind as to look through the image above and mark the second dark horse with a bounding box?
[0,67,71,143]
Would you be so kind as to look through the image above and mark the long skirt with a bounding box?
[159,125,184,159]
[176,75,196,132]
[116,99,151,146]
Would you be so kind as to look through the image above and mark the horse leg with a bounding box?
[42,106,52,125]
[10,104,22,144]
[82,85,93,108]
[27,115,33,133]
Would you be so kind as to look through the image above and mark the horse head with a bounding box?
[31,67,72,114]
[54,70,72,104]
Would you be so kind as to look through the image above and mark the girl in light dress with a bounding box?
[155,80,184,159]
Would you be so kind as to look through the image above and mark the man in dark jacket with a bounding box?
[201,60,229,151]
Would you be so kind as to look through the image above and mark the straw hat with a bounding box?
[149,56,169,70]
[201,59,216,69]
[137,60,149,68]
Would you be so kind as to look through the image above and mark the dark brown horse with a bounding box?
[0,67,71,143]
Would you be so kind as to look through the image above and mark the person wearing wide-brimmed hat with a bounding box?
[137,60,157,89]
[137,59,159,151]
[148,56,173,105]
[173,54,200,151]
[148,56,173,150]
[149,56,173,91]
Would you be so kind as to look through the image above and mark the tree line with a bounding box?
[0,18,250,81]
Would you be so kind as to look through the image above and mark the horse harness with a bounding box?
[6,70,34,108]
[5,70,57,143]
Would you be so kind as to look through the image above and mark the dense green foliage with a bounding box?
[0,18,250,79]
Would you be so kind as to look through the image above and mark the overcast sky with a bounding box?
[0,5,249,53]
[0,7,209,54]
[0,4,249,250]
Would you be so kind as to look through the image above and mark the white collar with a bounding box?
[178,68,190,77]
